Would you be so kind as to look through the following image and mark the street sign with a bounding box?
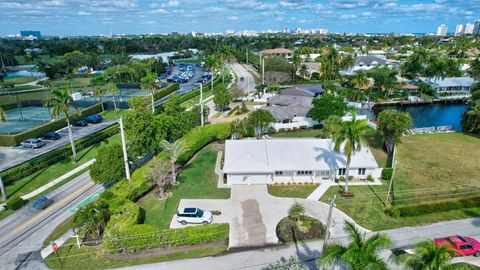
[69,191,102,213]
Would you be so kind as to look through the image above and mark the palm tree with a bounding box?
[107,83,118,111]
[318,220,391,270]
[289,202,305,222]
[0,106,6,123]
[73,202,110,240]
[331,111,371,193]
[159,139,189,185]
[399,241,468,270]
[93,86,106,112]
[230,119,246,140]
[292,50,302,82]
[350,71,370,90]
[24,54,34,77]
[461,103,480,134]
[45,88,79,162]
[468,58,480,81]
[141,72,158,113]
[298,64,309,81]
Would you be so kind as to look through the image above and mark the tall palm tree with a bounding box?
[93,86,106,112]
[45,88,79,162]
[292,50,302,82]
[159,139,189,185]
[350,71,370,90]
[230,119,246,140]
[399,241,468,270]
[141,72,158,113]
[318,220,391,269]
[468,58,480,81]
[107,83,118,111]
[0,106,6,123]
[73,202,110,240]
[332,111,371,193]
[298,64,309,81]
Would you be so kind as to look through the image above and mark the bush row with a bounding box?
[104,223,229,253]
[385,196,480,217]
[175,74,224,105]
[0,102,105,146]
[153,83,179,101]
[1,123,118,185]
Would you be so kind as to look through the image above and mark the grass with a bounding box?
[175,58,201,64]
[45,238,226,270]
[4,76,38,85]
[43,215,75,247]
[49,78,91,89]
[5,134,121,199]
[100,109,128,121]
[14,55,55,65]
[10,85,43,91]
[272,129,324,138]
[267,185,318,198]
[138,144,230,229]
[180,89,213,108]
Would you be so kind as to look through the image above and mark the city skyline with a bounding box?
[0,0,480,36]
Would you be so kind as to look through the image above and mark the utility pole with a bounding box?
[0,176,7,201]
[246,49,248,65]
[385,146,397,207]
[200,83,204,126]
[211,72,214,92]
[323,195,336,249]
[262,58,265,85]
[119,117,131,180]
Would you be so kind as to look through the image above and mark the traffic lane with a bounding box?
[0,121,116,172]
[228,63,255,94]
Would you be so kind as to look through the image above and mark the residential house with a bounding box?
[297,62,320,79]
[342,55,391,75]
[223,139,382,185]
[259,48,293,61]
[424,77,475,96]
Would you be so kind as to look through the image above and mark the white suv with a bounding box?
[176,207,213,225]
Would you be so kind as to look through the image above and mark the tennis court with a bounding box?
[0,106,73,135]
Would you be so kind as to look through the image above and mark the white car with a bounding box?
[176,207,213,225]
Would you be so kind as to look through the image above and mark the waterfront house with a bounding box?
[424,77,475,96]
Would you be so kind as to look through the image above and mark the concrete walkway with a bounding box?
[306,179,383,201]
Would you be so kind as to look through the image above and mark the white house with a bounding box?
[425,77,475,96]
[223,139,382,185]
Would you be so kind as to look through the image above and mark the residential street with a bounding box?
[227,63,256,95]
[118,218,480,270]
[0,171,103,270]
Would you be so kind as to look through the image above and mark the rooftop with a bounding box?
[426,77,475,88]
[354,55,387,67]
[260,48,293,54]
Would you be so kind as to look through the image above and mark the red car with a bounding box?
[434,235,480,257]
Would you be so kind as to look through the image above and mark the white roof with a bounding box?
[223,139,379,174]
[427,77,474,88]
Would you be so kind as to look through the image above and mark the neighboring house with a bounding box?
[342,55,391,75]
[424,77,475,96]
[368,50,386,59]
[266,84,324,130]
[223,139,382,185]
[259,48,293,61]
[298,62,320,79]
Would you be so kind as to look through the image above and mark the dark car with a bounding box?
[32,196,53,210]
[20,138,45,148]
[85,114,103,124]
[73,119,88,127]
[42,132,61,140]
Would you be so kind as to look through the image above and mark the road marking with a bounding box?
[11,182,94,235]
[69,191,102,213]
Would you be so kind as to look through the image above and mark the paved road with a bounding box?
[0,121,116,172]
[118,218,480,270]
[228,63,256,95]
[0,171,104,270]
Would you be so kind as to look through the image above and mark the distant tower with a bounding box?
[110,28,113,38]
[455,24,465,36]
[436,24,447,36]
[474,20,480,35]
[465,23,475,34]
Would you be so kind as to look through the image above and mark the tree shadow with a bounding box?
[9,166,49,197]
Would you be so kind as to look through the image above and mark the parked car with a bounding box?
[240,76,244,81]
[20,138,45,148]
[85,114,103,124]
[434,236,480,257]
[176,207,213,225]
[42,132,61,140]
[31,196,54,210]
[73,119,88,127]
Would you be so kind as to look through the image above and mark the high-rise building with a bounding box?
[436,24,447,36]
[474,20,480,35]
[20,30,41,39]
[455,24,465,36]
[465,23,475,34]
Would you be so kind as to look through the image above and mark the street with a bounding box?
[0,171,103,270]
[228,63,256,95]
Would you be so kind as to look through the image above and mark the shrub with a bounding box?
[227,106,239,116]
[386,196,480,217]
[153,83,179,101]
[381,168,393,180]
[278,128,286,133]
[6,197,27,210]
[366,175,374,182]
[276,216,324,242]
[90,143,125,185]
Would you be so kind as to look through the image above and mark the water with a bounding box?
[6,70,46,78]
[372,104,469,131]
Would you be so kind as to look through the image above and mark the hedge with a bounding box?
[175,73,225,105]
[381,168,393,180]
[104,223,229,253]
[153,83,179,101]
[385,196,480,217]
[0,123,118,185]
[6,197,27,210]
[0,102,105,146]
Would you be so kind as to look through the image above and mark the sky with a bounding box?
[0,0,479,36]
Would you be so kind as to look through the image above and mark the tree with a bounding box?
[468,58,480,81]
[318,220,391,270]
[90,143,125,184]
[461,104,480,134]
[369,67,398,98]
[322,115,342,138]
[288,202,305,222]
[73,201,110,240]
[45,88,79,162]
[159,139,189,185]
[93,86,106,112]
[418,82,436,97]
[263,256,309,270]
[247,109,275,137]
[377,110,413,156]
[230,86,244,101]
[0,107,6,123]
[141,71,158,113]
[107,83,118,111]
[230,119,247,140]
[399,241,468,270]
[213,85,232,111]
[298,64,309,81]
[145,159,171,198]
[310,94,348,122]
[350,71,370,90]
[331,111,371,193]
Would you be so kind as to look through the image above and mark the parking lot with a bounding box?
[0,120,116,172]
[164,64,206,95]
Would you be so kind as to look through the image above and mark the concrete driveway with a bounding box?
[170,185,366,249]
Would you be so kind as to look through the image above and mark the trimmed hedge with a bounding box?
[104,223,229,253]
[1,123,118,185]
[385,196,480,217]
[153,83,179,101]
[0,102,105,146]
[175,73,225,105]
[381,168,393,180]
[6,197,27,210]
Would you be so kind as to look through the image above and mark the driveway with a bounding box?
[170,185,366,248]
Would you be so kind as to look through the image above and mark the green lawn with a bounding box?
[272,129,324,138]
[49,78,91,89]
[138,144,230,229]
[175,58,201,64]
[180,89,213,108]
[4,76,39,85]
[100,109,128,121]
[267,185,318,198]
[10,85,43,91]
[43,215,75,247]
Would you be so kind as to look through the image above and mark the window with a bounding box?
[460,244,473,250]
[275,171,283,176]
[358,168,366,175]
[338,168,346,176]
[296,171,312,176]
[319,171,330,176]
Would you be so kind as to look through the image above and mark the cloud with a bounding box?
[151,8,168,14]
[77,11,92,15]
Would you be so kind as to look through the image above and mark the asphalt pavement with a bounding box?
[0,171,104,270]
[0,121,116,173]
[227,63,256,95]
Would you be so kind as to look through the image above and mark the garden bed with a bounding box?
[276,215,325,243]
